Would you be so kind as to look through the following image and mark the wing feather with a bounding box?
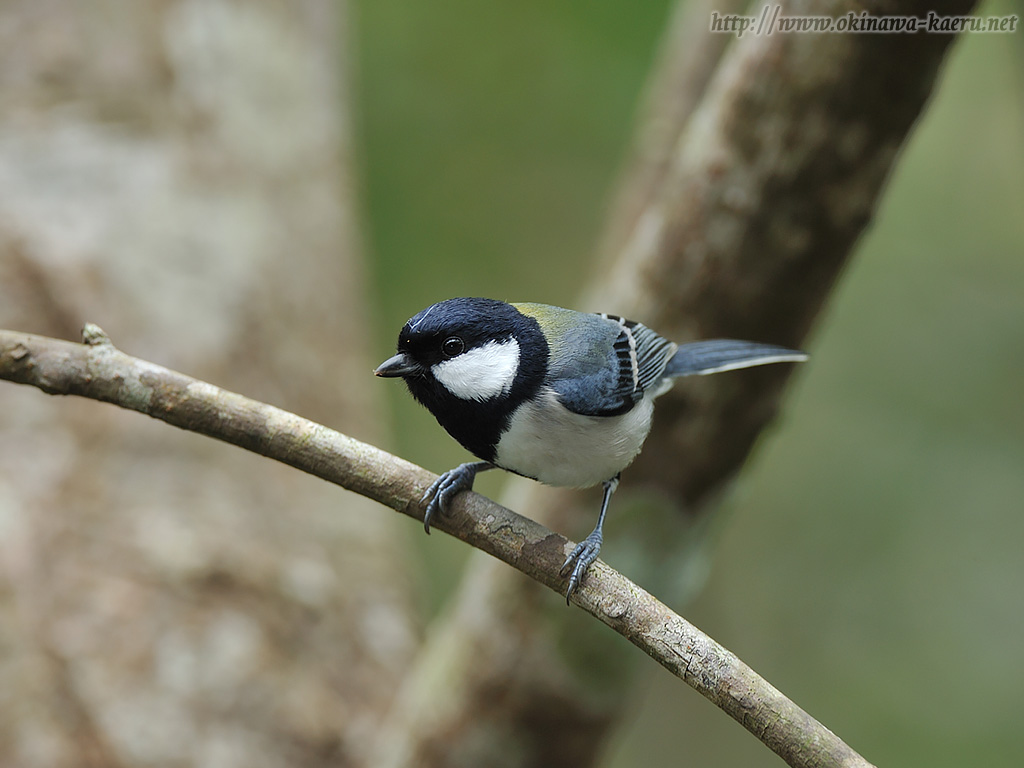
[550,313,676,417]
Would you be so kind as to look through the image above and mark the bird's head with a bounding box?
[375,298,548,411]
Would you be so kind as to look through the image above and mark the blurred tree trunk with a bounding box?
[367,1,977,767]
[0,2,417,766]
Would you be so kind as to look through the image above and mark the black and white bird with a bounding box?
[375,297,806,600]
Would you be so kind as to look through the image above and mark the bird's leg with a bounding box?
[561,475,619,603]
[421,461,494,534]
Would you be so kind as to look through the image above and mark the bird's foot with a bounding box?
[421,462,486,534]
[560,531,603,603]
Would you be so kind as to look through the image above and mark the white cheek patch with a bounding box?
[432,339,520,401]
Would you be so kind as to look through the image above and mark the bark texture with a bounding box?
[0,3,415,766]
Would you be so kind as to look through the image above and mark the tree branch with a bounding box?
[1,325,872,768]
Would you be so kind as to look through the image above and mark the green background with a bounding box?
[354,0,1024,765]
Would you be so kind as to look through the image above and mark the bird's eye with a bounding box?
[441,336,465,358]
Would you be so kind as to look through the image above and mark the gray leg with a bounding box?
[421,461,494,534]
[560,475,619,602]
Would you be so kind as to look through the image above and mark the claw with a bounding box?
[420,462,493,533]
[560,476,618,604]
[560,531,603,603]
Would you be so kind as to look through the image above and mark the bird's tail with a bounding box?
[664,340,807,378]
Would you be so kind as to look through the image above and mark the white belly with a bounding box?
[494,387,654,488]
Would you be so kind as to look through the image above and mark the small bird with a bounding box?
[375,298,806,601]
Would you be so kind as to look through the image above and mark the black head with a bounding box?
[375,298,548,460]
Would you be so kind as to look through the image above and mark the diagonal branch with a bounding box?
[1,325,872,768]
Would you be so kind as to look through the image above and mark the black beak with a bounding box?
[374,352,422,378]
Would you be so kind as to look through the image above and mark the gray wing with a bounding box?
[549,313,677,417]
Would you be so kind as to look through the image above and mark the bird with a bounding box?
[375,297,807,601]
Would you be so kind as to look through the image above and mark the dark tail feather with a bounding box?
[665,340,807,378]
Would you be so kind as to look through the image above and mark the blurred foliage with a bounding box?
[352,0,1023,765]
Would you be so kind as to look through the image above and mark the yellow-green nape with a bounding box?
[512,302,575,331]
[511,303,586,361]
